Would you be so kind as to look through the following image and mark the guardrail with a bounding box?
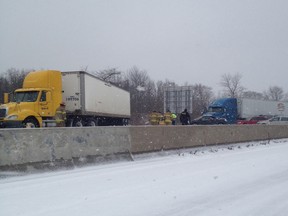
[1,125,288,170]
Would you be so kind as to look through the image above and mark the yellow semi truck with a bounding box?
[0,70,130,128]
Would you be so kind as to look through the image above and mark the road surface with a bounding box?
[1,139,288,216]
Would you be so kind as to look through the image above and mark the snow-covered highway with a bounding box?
[1,139,288,216]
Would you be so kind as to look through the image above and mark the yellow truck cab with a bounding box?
[0,70,62,128]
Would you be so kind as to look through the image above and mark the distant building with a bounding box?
[164,85,193,114]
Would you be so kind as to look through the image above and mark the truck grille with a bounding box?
[0,108,7,118]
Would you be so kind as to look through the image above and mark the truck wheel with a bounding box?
[23,117,39,128]
[73,119,83,127]
[87,119,98,127]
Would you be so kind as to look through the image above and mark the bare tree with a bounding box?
[242,91,264,100]
[125,66,156,125]
[192,84,214,118]
[153,81,165,112]
[0,76,8,103]
[284,93,288,102]
[0,68,30,103]
[263,86,284,101]
[220,73,244,98]
[90,68,130,90]
[93,68,122,82]
[5,68,29,90]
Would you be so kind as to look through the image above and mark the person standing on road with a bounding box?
[171,113,177,125]
[55,103,67,127]
[149,111,159,125]
[157,111,165,125]
[164,110,172,125]
[180,108,190,125]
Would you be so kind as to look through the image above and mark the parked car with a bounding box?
[257,116,288,125]
[237,115,272,124]
[190,116,227,125]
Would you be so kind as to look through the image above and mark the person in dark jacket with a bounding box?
[180,108,190,125]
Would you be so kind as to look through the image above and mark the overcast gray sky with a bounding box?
[1,0,288,93]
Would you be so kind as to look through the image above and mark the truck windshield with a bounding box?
[13,91,39,102]
[208,107,223,113]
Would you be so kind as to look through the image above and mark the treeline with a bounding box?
[0,68,30,104]
[1,68,287,125]
[219,73,288,101]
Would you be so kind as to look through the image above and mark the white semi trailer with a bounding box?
[62,71,130,126]
[237,98,288,119]
[206,97,288,124]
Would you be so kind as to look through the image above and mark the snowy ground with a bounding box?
[1,139,288,216]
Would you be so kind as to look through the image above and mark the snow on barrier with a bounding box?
[0,125,288,170]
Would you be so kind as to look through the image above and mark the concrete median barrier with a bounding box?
[0,127,131,169]
[1,125,288,170]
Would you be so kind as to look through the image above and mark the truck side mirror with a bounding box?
[4,93,9,104]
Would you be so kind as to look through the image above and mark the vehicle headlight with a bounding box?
[6,115,18,120]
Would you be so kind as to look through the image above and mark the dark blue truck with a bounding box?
[201,98,288,124]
